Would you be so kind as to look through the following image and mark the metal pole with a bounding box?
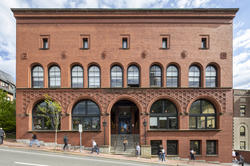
[80,132,82,152]
[104,125,106,145]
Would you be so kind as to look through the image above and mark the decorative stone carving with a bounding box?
[181,50,187,59]
[21,53,27,60]
[220,52,227,59]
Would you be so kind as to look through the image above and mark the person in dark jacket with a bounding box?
[0,128,5,144]
[63,135,68,151]
[29,133,40,147]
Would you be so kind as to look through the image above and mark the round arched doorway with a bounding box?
[111,100,140,135]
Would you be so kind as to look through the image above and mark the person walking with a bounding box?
[190,149,195,160]
[29,133,40,147]
[123,138,128,152]
[91,139,97,153]
[136,143,140,157]
[0,128,5,145]
[63,135,68,151]
[239,154,244,166]
[158,145,163,162]
[161,148,166,162]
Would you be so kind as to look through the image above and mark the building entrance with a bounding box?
[111,100,139,134]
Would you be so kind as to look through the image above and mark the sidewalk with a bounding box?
[0,139,239,166]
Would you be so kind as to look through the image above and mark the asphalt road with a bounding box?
[0,146,161,166]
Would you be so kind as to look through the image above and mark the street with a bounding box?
[0,146,160,166]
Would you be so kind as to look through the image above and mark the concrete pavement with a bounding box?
[0,140,247,166]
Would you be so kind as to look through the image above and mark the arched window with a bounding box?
[127,65,140,87]
[32,100,60,130]
[189,99,216,129]
[88,66,100,88]
[166,65,178,87]
[189,65,201,87]
[150,99,178,129]
[49,66,61,88]
[206,65,217,87]
[71,65,83,88]
[72,100,100,130]
[111,65,123,87]
[150,65,162,87]
[240,126,246,136]
[32,65,44,88]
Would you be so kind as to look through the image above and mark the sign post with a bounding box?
[79,124,82,152]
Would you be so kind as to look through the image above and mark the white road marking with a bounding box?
[15,161,49,166]
[0,148,150,166]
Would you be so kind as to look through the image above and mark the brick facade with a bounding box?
[12,8,238,163]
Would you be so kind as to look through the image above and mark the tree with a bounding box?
[0,90,16,134]
[38,94,62,148]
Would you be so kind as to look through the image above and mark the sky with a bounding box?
[0,0,249,89]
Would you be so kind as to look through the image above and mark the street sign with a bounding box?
[79,124,82,133]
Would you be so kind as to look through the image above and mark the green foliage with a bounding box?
[38,94,62,131]
[0,90,16,133]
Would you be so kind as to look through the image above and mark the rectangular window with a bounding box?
[240,141,246,150]
[200,35,209,49]
[190,140,201,155]
[240,105,246,117]
[167,140,178,155]
[206,140,217,155]
[120,35,130,49]
[80,34,90,49]
[83,38,89,49]
[160,35,170,49]
[240,98,246,103]
[150,140,162,155]
[122,38,128,48]
[40,35,50,49]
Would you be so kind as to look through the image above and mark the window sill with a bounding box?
[119,48,129,50]
[206,154,218,157]
[39,48,49,50]
[159,48,169,50]
[80,48,89,50]
[199,48,209,50]
[28,130,101,132]
[148,129,221,132]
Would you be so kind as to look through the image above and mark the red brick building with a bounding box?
[12,8,238,162]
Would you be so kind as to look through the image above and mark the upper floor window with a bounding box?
[150,65,162,87]
[240,126,246,136]
[206,65,217,87]
[166,65,178,87]
[71,65,83,88]
[121,35,130,49]
[80,34,90,49]
[161,35,170,49]
[88,66,100,88]
[240,141,246,150]
[111,65,123,87]
[83,38,89,49]
[40,35,49,49]
[72,100,100,131]
[240,105,246,117]
[49,66,60,88]
[189,99,216,129]
[127,65,140,87]
[150,99,178,129]
[32,65,44,88]
[200,35,209,49]
[189,65,201,88]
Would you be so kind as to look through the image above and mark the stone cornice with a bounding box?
[11,8,238,24]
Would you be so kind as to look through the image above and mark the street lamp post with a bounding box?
[103,120,107,145]
[143,119,147,145]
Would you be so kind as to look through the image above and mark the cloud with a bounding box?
[234,29,250,51]
[175,0,211,8]
[0,56,15,81]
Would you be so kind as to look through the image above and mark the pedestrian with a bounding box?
[136,143,140,157]
[95,144,99,154]
[161,148,166,162]
[190,149,195,160]
[123,138,128,151]
[0,128,5,145]
[91,139,97,153]
[29,133,40,147]
[239,154,244,166]
[63,135,68,151]
[158,145,163,161]
[232,150,236,161]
